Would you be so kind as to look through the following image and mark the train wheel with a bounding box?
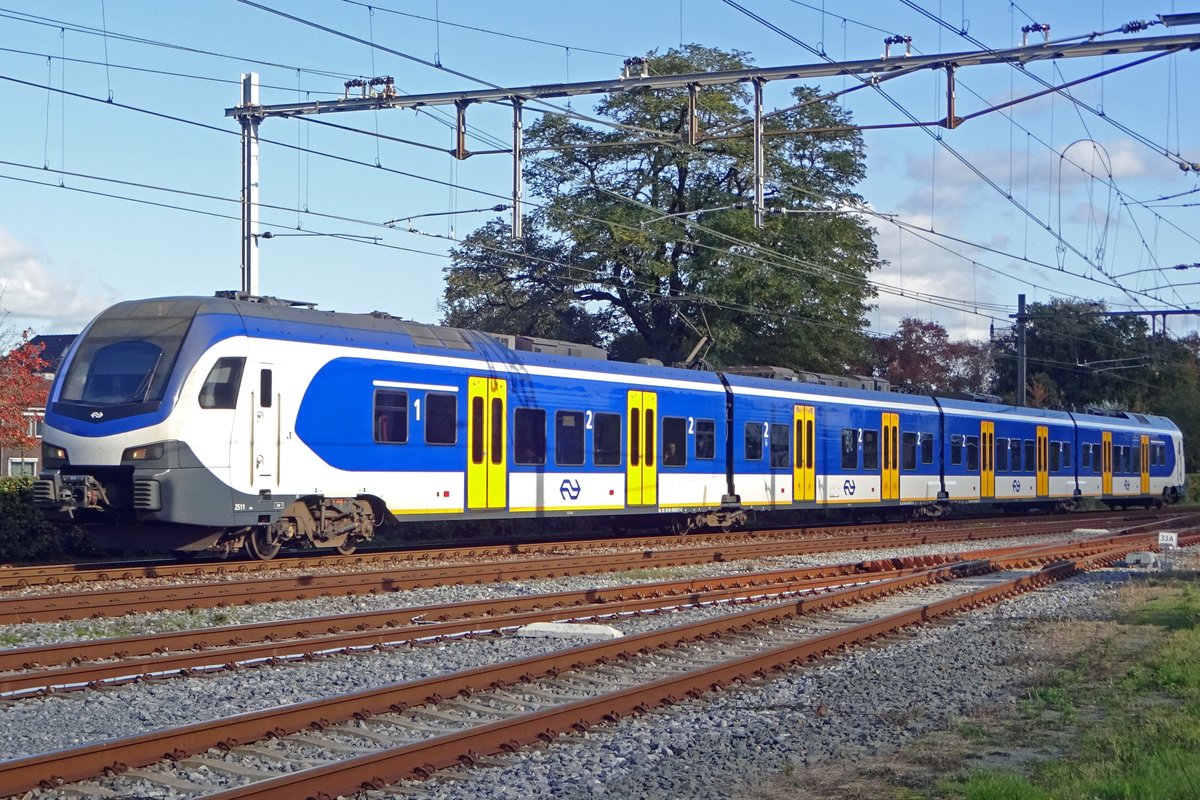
[335,541,357,555]
[246,527,282,560]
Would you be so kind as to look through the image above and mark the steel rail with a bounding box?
[0,563,942,698]
[0,564,971,795]
[203,564,1085,800]
[4,515,1176,672]
[0,510,1162,589]
[4,526,1181,798]
[1,515,1168,624]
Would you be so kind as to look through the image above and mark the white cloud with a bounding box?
[870,221,1000,341]
[0,230,119,334]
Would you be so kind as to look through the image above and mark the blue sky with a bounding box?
[0,1,1197,345]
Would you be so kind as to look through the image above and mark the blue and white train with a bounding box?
[33,294,1187,558]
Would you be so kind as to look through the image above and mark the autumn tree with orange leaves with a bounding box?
[0,331,48,452]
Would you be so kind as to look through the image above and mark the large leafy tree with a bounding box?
[442,46,882,370]
[991,299,1159,409]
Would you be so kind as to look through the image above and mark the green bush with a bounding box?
[0,477,92,562]
[1187,474,1200,505]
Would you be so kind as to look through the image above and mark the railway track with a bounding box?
[2,523,1195,799]
[0,509,1167,590]
[1,513,1184,626]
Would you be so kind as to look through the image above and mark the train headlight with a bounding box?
[122,443,166,462]
[41,442,68,467]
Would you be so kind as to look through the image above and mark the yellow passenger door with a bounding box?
[980,421,995,499]
[882,412,899,501]
[1036,426,1049,497]
[1102,432,1113,495]
[467,376,507,510]
[1140,435,1150,494]
[793,405,815,502]
[626,390,657,506]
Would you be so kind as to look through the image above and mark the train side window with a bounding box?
[198,357,245,409]
[695,419,716,460]
[644,410,656,467]
[950,434,963,466]
[995,437,1009,471]
[1024,440,1035,473]
[259,369,272,407]
[470,397,485,464]
[744,423,764,461]
[1062,442,1071,469]
[920,433,934,465]
[1049,441,1061,472]
[769,423,790,469]
[901,432,918,471]
[1133,443,1141,473]
[965,435,979,471]
[1123,445,1132,473]
[630,413,641,467]
[555,411,586,466]
[514,408,546,465]
[1094,446,1103,473]
[862,429,880,470]
[1010,439,1022,472]
[662,417,687,467]
[373,390,408,444]
[1155,442,1166,466]
[593,413,621,466]
[1082,443,1092,468]
[841,429,858,469]
[425,393,457,445]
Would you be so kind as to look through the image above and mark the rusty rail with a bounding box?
[0,564,970,795]
[0,510,1166,589]
[3,514,1185,625]
[0,562,939,698]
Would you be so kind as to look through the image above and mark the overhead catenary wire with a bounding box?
[1,5,1195,340]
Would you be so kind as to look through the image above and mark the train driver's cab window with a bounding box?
[662,417,687,467]
[425,393,457,445]
[514,408,546,465]
[695,419,716,460]
[556,411,586,466]
[901,432,918,471]
[840,428,858,470]
[950,434,964,466]
[373,389,408,443]
[769,423,790,469]
[744,423,764,461]
[965,435,979,471]
[1024,440,1035,473]
[862,429,880,470]
[995,437,1009,471]
[593,412,621,466]
[198,357,245,410]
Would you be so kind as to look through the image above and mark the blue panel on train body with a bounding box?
[653,385,728,477]
[727,391,795,478]
[295,357,474,472]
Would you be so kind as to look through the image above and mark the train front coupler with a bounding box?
[33,471,112,518]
